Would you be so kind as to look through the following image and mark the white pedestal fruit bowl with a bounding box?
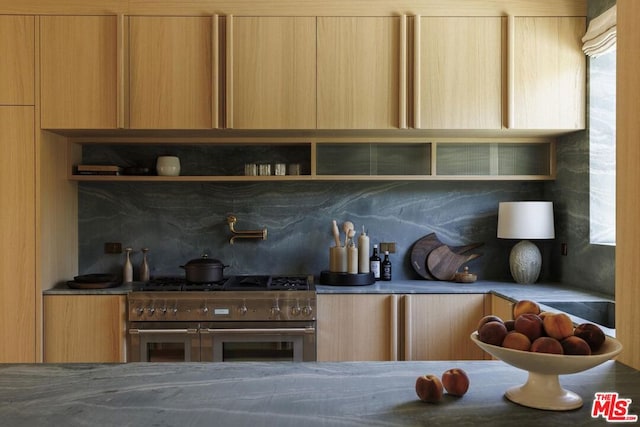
[470,332,623,411]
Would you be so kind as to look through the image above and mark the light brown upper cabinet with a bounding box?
[129,16,217,129]
[415,17,503,130]
[0,106,36,362]
[510,16,586,130]
[40,16,119,129]
[317,17,406,129]
[0,16,34,106]
[226,16,316,129]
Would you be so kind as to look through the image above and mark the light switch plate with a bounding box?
[380,242,396,253]
[105,242,122,254]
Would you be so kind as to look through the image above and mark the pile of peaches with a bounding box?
[477,299,606,355]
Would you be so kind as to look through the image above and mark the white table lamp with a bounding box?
[497,202,555,284]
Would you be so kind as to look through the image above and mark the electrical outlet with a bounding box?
[380,242,396,253]
[105,242,122,254]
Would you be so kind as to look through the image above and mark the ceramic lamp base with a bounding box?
[509,240,541,284]
[505,372,583,411]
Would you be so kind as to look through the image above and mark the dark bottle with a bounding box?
[370,244,381,280]
[381,251,392,281]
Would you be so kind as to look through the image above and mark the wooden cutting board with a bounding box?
[427,245,482,281]
[410,233,443,279]
[410,233,483,280]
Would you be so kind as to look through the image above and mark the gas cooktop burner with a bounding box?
[132,275,313,292]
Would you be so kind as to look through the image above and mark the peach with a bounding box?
[415,374,444,403]
[513,299,541,319]
[476,315,504,332]
[504,319,516,332]
[538,311,555,320]
[574,323,606,352]
[514,313,544,342]
[543,312,574,340]
[441,368,470,397]
[502,331,532,352]
[530,336,564,355]
[478,321,508,346]
[560,335,592,355]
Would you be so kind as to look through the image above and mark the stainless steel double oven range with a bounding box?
[128,275,316,362]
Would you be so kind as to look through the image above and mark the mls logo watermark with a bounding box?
[591,392,638,422]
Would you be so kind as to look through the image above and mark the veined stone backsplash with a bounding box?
[78,179,548,282]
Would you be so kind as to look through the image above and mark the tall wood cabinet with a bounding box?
[317,293,487,361]
[0,15,36,363]
[0,15,34,105]
[129,16,217,129]
[317,17,404,129]
[227,16,316,129]
[0,106,36,363]
[510,16,586,129]
[415,17,503,130]
[40,16,119,129]
[44,295,127,363]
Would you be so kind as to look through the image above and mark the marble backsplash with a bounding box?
[78,180,547,282]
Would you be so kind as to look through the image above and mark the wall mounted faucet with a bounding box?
[226,215,267,245]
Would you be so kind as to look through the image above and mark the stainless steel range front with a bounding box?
[128,275,316,362]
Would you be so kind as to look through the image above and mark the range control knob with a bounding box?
[270,300,281,317]
[290,300,301,316]
[238,303,248,316]
[302,304,313,316]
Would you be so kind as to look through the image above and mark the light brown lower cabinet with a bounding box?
[490,294,515,322]
[317,293,488,361]
[44,295,127,363]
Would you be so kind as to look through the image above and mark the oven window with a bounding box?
[146,343,187,362]
[222,341,295,362]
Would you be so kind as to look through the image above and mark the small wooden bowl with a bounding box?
[453,267,477,283]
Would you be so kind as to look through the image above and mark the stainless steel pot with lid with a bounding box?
[180,254,227,283]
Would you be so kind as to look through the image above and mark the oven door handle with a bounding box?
[129,328,199,335]
[201,327,315,335]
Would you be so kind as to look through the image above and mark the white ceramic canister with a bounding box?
[358,229,370,273]
[156,156,181,176]
[329,246,347,273]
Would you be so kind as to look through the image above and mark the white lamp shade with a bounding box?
[497,202,555,240]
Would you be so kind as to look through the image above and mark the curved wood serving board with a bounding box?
[411,233,484,280]
[427,245,482,281]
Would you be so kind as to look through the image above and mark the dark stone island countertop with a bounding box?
[1,361,638,426]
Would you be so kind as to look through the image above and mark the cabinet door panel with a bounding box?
[418,17,502,129]
[0,16,34,105]
[0,107,36,362]
[512,17,586,129]
[317,294,395,361]
[229,16,316,129]
[40,16,118,129]
[405,294,485,360]
[130,16,213,129]
[44,295,126,363]
[318,17,401,129]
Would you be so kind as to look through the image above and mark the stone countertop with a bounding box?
[43,282,134,295]
[44,279,614,302]
[315,279,614,301]
[1,361,638,427]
